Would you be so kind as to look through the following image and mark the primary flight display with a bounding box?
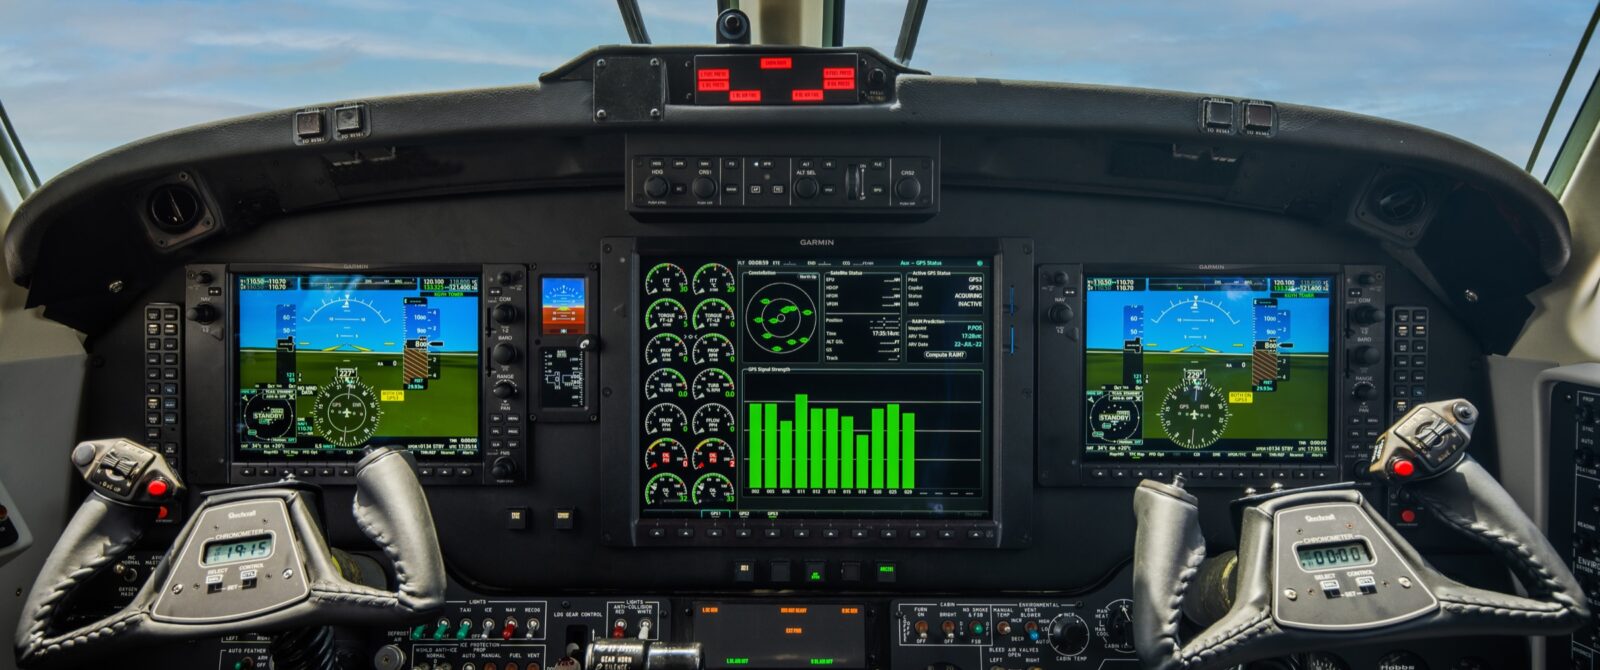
[1083,274,1334,464]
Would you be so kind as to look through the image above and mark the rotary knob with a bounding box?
[492,303,520,325]
[644,175,670,198]
[492,380,519,399]
[491,342,520,365]
[794,176,819,199]
[1349,304,1384,326]
[490,457,517,479]
[1350,346,1382,367]
[895,176,922,201]
[185,303,218,324]
[1046,614,1090,656]
[691,176,717,199]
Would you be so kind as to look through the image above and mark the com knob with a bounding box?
[895,175,922,201]
[644,175,670,199]
[1046,614,1090,656]
[1349,304,1384,326]
[492,380,519,399]
[492,303,520,325]
[794,176,819,199]
[691,176,717,200]
[1350,346,1382,367]
[490,457,518,479]
[491,342,520,365]
[185,303,218,324]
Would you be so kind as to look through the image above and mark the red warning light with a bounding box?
[822,67,855,79]
[697,68,730,80]
[822,78,854,90]
[698,79,730,92]
[760,57,793,69]
[729,90,762,103]
[791,89,824,102]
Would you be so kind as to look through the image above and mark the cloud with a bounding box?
[187,29,559,70]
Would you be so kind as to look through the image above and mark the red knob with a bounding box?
[1390,459,1415,478]
[145,478,170,498]
[502,621,517,640]
[1399,508,1418,524]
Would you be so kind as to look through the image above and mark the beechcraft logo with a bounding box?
[799,239,835,246]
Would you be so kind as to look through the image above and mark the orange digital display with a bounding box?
[693,53,860,106]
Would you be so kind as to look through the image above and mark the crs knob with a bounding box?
[691,176,717,199]
[644,175,670,199]
[185,303,218,324]
[490,457,517,479]
[491,342,520,365]
[1349,304,1384,326]
[894,176,923,201]
[794,176,819,199]
[492,380,519,399]
[492,303,520,325]
[1349,346,1382,367]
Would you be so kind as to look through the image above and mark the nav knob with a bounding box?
[185,303,217,324]
[1350,304,1384,326]
[794,176,819,199]
[492,380,519,399]
[644,175,670,199]
[492,303,520,325]
[491,457,517,479]
[1047,304,1073,324]
[492,342,520,365]
[691,177,717,199]
[895,176,922,201]
[1350,346,1382,367]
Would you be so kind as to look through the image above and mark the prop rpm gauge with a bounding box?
[1087,393,1141,442]
[644,438,689,471]
[644,473,689,505]
[644,333,688,366]
[312,377,382,447]
[692,473,736,506]
[1158,381,1229,449]
[691,333,735,366]
[692,438,736,469]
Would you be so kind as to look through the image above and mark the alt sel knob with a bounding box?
[794,176,819,199]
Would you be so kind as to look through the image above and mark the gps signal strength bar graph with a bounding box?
[747,394,917,491]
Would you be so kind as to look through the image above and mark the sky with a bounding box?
[0,0,1595,182]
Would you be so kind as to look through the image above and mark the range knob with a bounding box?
[1047,304,1073,324]
[895,175,922,201]
[794,176,819,199]
[644,175,670,198]
[491,342,520,365]
[1046,614,1090,656]
[185,303,218,324]
[1351,381,1376,400]
[1349,304,1384,326]
[490,457,517,479]
[492,380,519,399]
[492,303,520,325]
[691,176,717,199]
[1349,346,1382,367]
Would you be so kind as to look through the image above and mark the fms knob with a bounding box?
[491,343,520,365]
[1349,304,1384,326]
[185,303,218,324]
[490,457,517,479]
[1350,346,1382,367]
[492,303,520,325]
[492,380,519,399]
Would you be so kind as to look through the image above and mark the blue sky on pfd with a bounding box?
[0,0,1594,181]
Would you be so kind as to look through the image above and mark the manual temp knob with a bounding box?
[492,380,519,399]
[492,303,520,325]
[491,343,520,365]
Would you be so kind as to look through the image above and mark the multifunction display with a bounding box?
[234,273,481,460]
[638,256,991,519]
[1083,274,1334,464]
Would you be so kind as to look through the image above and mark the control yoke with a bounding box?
[14,439,447,668]
[1131,399,1589,670]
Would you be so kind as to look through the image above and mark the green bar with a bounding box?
[855,434,869,485]
[825,409,840,489]
[903,412,916,489]
[870,408,885,489]
[841,415,855,488]
[780,420,793,488]
[764,404,778,488]
[810,409,824,487]
[750,403,763,489]
[886,404,901,489]
[795,395,809,488]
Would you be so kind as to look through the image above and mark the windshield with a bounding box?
[0,1,1593,181]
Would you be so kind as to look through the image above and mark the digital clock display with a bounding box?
[202,534,274,566]
[1295,539,1373,570]
[693,53,860,105]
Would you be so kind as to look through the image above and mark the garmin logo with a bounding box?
[799,239,835,247]
[227,510,259,520]
[1304,513,1337,523]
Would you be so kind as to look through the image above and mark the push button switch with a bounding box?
[294,110,324,139]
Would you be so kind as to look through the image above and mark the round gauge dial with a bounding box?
[643,368,688,401]
[645,298,688,330]
[692,403,736,435]
[1158,381,1229,450]
[692,438,736,469]
[242,389,296,441]
[1303,653,1350,670]
[312,376,382,447]
[746,282,817,354]
[644,333,688,366]
[644,437,689,471]
[644,263,688,295]
[1046,613,1090,657]
[1088,393,1141,442]
[1096,599,1134,653]
[692,263,735,295]
[692,298,735,330]
[643,473,689,505]
[643,403,688,435]
[691,368,736,401]
[692,473,736,505]
[691,333,736,366]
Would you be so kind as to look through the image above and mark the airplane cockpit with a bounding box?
[2,2,1600,668]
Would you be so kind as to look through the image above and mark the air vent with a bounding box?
[1371,179,1427,225]
[146,184,204,232]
